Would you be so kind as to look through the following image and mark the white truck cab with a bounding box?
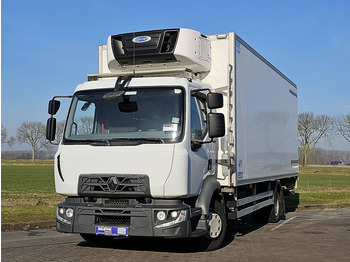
[46,28,298,250]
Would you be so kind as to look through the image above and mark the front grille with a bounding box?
[96,216,130,226]
[104,199,130,207]
[78,174,151,197]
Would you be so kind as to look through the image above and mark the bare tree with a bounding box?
[298,112,334,167]
[335,114,350,143]
[16,121,50,161]
[1,126,15,147]
[78,116,94,134]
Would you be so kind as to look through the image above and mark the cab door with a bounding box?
[188,90,214,195]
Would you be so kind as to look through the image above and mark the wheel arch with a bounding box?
[195,175,223,215]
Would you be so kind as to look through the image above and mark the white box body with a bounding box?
[203,33,298,186]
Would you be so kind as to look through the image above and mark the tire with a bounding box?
[267,186,281,223]
[201,198,227,251]
[80,233,114,244]
[253,183,285,224]
[279,187,286,220]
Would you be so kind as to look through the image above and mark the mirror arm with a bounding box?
[49,95,73,115]
[201,138,214,144]
[49,140,59,145]
[191,138,213,145]
[51,95,73,112]
[190,88,211,96]
[53,95,73,100]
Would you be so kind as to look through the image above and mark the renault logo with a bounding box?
[107,176,119,191]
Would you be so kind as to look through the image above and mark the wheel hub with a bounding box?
[207,212,222,239]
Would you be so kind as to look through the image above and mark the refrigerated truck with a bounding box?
[46,28,298,250]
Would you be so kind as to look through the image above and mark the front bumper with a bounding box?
[56,198,201,238]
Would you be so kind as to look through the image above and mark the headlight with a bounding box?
[156,211,166,221]
[65,208,74,218]
[171,211,178,218]
[56,207,72,225]
[155,210,187,229]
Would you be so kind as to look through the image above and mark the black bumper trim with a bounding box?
[56,198,195,238]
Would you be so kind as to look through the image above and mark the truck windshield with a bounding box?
[64,87,184,144]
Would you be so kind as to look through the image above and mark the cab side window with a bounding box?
[190,96,207,141]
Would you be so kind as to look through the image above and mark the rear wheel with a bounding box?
[253,183,285,223]
[268,186,281,223]
[201,199,227,251]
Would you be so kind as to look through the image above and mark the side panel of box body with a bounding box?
[234,36,298,186]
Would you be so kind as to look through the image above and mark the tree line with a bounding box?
[1,113,350,164]
[298,113,350,166]
[300,147,350,166]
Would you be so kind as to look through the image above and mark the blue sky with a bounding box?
[1,0,350,151]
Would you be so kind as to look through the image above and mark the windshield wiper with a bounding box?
[108,138,165,144]
[131,138,165,144]
[64,139,110,146]
[65,138,164,146]
[93,140,110,146]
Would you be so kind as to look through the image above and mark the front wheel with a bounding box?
[201,199,227,251]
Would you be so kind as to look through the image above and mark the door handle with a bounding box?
[208,159,212,170]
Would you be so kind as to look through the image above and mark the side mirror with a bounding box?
[208,113,225,138]
[48,99,61,115]
[46,117,57,141]
[207,93,223,109]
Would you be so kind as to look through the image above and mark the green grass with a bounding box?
[2,165,56,192]
[1,162,64,223]
[2,161,350,224]
[286,166,350,206]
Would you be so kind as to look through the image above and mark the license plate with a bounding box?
[95,226,128,236]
